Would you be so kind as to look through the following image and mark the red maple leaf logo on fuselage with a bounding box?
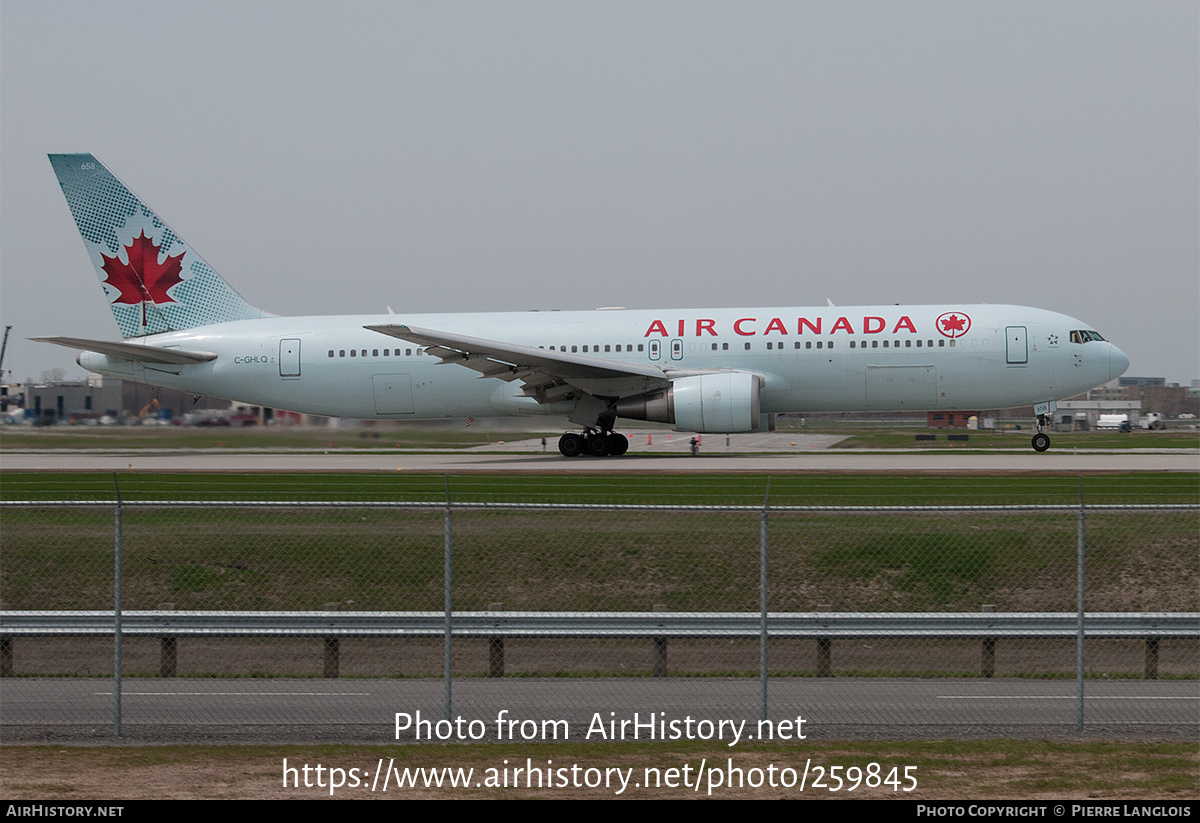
[101,231,185,326]
[935,311,971,338]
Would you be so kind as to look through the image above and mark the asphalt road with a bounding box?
[3,678,1195,740]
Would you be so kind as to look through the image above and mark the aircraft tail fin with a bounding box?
[48,153,266,339]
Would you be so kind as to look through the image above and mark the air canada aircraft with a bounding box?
[37,153,1129,456]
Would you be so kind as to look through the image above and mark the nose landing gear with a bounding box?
[1031,413,1051,452]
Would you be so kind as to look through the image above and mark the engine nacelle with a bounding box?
[615,372,763,433]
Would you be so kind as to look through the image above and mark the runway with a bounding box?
[2,449,1196,473]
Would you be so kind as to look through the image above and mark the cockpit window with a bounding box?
[1070,330,1106,343]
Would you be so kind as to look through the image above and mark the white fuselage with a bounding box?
[78,304,1127,424]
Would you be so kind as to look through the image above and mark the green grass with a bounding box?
[0,423,560,451]
[822,427,1200,450]
[2,505,1195,612]
[2,471,1197,505]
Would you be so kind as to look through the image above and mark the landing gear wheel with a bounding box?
[606,433,629,456]
[1031,432,1051,452]
[587,432,610,456]
[558,433,583,457]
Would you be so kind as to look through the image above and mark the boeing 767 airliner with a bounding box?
[36,154,1129,455]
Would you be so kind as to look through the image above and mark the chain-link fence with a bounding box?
[2,496,1196,737]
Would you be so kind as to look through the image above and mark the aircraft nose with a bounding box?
[1109,344,1130,380]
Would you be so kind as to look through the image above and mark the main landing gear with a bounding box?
[1031,413,1051,452]
[558,430,629,457]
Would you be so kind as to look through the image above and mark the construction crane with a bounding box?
[0,325,10,381]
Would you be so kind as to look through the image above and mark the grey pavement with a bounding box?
[2,449,1196,473]
[2,678,1195,740]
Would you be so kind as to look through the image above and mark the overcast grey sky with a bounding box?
[2,1,1196,386]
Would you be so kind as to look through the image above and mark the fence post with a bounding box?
[323,603,341,678]
[158,604,177,679]
[113,474,123,738]
[1144,638,1159,680]
[323,637,340,678]
[981,604,996,678]
[817,638,832,677]
[443,479,453,721]
[1076,481,1086,731]
[652,603,668,678]
[488,603,505,678]
[760,480,770,722]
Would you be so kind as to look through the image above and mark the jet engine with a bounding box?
[615,372,763,432]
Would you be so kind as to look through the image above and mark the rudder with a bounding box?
[49,153,265,339]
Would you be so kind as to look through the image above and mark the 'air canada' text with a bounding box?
[644,316,918,337]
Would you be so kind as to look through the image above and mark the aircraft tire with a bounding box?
[607,433,629,456]
[1031,432,1051,452]
[587,433,610,457]
[559,433,584,457]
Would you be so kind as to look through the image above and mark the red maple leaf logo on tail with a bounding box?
[101,231,185,326]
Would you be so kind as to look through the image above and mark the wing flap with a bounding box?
[365,323,670,400]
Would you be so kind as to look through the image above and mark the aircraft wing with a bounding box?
[364,323,670,401]
[31,336,217,365]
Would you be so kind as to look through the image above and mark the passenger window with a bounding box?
[328,350,334,358]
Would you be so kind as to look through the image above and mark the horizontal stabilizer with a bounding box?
[31,336,217,364]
